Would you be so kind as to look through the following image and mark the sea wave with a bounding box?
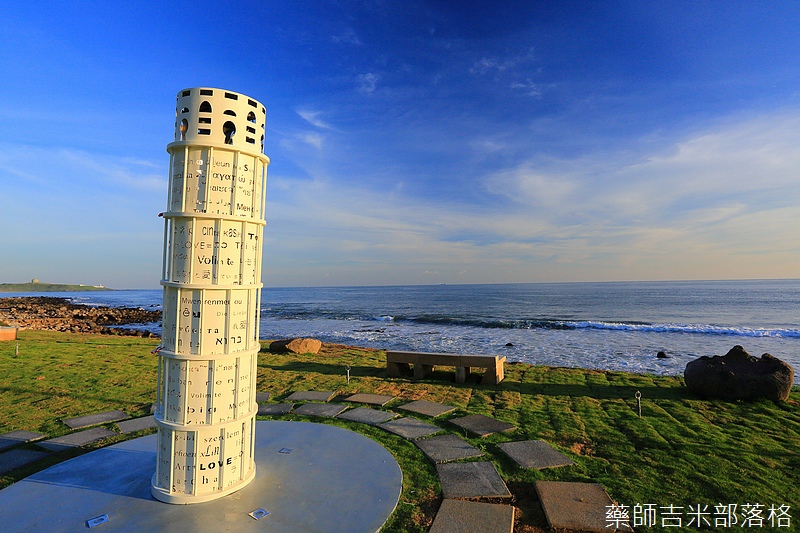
[261,307,800,339]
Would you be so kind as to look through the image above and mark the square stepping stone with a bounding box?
[256,391,271,403]
[292,403,348,418]
[286,391,335,402]
[378,417,443,440]
[450,414,515,437]
[62,410,129,430]
[0,449,51,475]
[344,393,395,406]
[258,403,294,415]
[337,407,397,425]
[436,461,511,499]
[498,440,575,469]
[0,430,46,452]
[535,481,633,532]
[415,434,484,463]
[39,428,118,452]
[117,415,157,434]
[429,499,515,533]
[397,400,456,417]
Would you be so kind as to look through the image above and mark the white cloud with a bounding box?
[300,132,324,149]
[265,108,800,284]
[357,73,379,93]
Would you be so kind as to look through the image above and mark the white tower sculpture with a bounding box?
[151,87,269,504]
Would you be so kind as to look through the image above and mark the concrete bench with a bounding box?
[386,351,505,385]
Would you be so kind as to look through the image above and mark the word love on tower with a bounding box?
[151,88,269,504]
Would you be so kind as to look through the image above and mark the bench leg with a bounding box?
[481,363,504,385]
[413,364,434,379]
[387,361,412,378]
[455,366,470,384]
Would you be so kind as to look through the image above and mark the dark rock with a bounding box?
[684,345,794,401]
[657,351,670,359]
[505,342,514,347]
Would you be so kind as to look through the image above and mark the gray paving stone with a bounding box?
[117,416,157,434]
[450,414,515,437]
[286,391,335,402]
[414,434,484,463]
[258,403,294,415]
[535,480,633,532]
[337,407,397,425]
[0,449,51,475]
[0,430,46,452]
[345,393,395,406]
[378,417,443,440]
[429,499,515,533]
[397,400,456,417]
[436,461,511,499]
[256,391,271,403]
[39,428,118,452]
[497,440,575,469]
[293,403,348,418]
[62,410,129,429]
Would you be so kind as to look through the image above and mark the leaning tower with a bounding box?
[151,88,269,504]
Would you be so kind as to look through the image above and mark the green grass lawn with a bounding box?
[1,331,798,532]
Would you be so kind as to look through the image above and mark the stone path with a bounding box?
[62,410,129,430]
[344,393,394,406]
[0,449,51,475]
[535,480,634,532]
[396,399,456,417]
[0,430,46,452]
[429,499,515,533]
[436,461,511,499]
[378,417,443,439]
[265,391,624,531]
[259,403,294,415]
[293,403,348,418]
[39,427,118,452]
[415,434,484,463]
[117,416,157,434]
[286,391,335,402]
[0,387,623,532]
[497,439,575,469]
[450,414,515,437]
[337,407,397,425]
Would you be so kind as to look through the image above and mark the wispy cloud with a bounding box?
[469,56,516,75]
[331,30,362,46]
[357,73,379,93]
[297,109,335,130]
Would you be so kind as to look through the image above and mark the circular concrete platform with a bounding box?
[0,421,402,532]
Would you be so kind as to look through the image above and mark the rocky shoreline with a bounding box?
[0,297,161,337]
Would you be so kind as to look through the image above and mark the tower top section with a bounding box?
[171,87,267,156]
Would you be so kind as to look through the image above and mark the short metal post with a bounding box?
[635,391,642,418]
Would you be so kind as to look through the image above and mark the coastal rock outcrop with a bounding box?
[684,345,794,402]
[269,338,323,354]
[0,297,161,337]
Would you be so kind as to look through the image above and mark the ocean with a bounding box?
[3,279,799,383]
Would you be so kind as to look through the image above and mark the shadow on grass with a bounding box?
[259,360,387,378]
[508,381,694,401]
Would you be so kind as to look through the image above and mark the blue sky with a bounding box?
[1,1,799,288]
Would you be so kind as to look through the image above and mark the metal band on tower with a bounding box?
[151,87,268,504]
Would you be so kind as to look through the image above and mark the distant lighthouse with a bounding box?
[151,87,269,504]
